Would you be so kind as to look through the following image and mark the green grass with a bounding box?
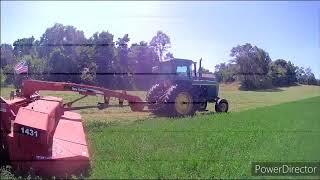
[218,83,320,112]
[86,97,320,179]
[1,84,320,179]
[1,83,320,123]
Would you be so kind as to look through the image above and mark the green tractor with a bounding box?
[146,58,229,117]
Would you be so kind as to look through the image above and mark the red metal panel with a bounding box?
[11,98,63,161]
[9,110,90,177]
[15,108,50,131]
[0,101,11,135]
[53,111,87,146]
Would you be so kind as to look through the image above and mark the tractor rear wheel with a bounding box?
[161,85,196,117]
[215,98,229,113]
[146,83,167,114]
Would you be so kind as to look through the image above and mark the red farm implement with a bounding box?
[0,79,145,177]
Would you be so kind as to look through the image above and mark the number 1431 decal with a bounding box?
[20,126,39,138]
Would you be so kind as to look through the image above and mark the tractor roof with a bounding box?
[162,58,195,64]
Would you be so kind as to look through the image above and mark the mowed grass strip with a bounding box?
[87,97,320,179]
[1,84,320,123]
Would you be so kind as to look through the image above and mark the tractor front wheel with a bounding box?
[215,98,229,113]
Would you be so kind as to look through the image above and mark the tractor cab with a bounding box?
[152,58,198,82]
[152,58,216,82]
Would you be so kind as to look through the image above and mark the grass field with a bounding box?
[1,83,319,123]
[1,83,320,179]
[87,97,320,179]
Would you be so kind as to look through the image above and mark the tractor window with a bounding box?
[176,65,189,77]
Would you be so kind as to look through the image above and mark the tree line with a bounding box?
[0,23,173,90]
[1,23,319,90]
[214,43,319,89]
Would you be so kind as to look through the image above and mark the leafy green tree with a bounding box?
[37,23,87,83]
[296,66,306,84]
[304,67,317,85]
[286,61,297,84]
[1,44,15,67]
[230,43,272,89]
[295,66,317,85]
[2,65,15,85]
[214,62,237,83]
[150,31,171,61]
[269,59,297,86]
[90,31,115,88]
[1,44,16,85]
[38,23,86,57]
[114,34,132,89]
[77,46,96,84]
[13,36,36,57]
[129,41,158,89]
[48,48,74,82]
[0,69,6,86]
[80,66,97,85]
[213,63,226,82]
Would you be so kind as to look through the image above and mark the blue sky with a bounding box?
[1,1,319,77]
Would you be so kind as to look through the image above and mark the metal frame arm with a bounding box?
[21,79,145,111]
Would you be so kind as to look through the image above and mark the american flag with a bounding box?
[15,60,28,74]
